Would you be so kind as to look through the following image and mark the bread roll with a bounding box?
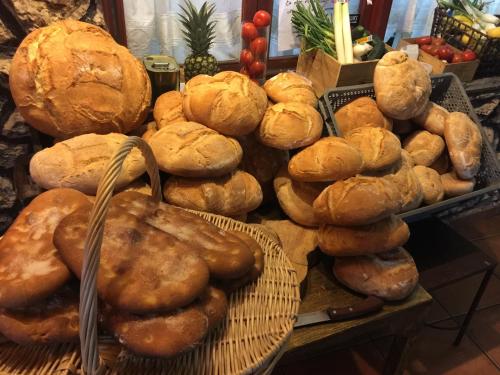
[429,151,450,175]
[288,137,363,182]
[333,248,419,301]
[141,122,157,143]
[403,130,445,167]
[318,215,409,256]
[441,171,475,197]
[374,51,431,120]
[257,102,323,150]
[344,127,402,172]
[148,121,242,177]
[334,97,393,135]
[413,102,449,136]
[10,20,151,139]
[153,91,187,129]
[273,166,325,227]
[384,150,423,212]
[444,112,482,179]
[183,71,267,136]
[163,170,263,216]
[413,166,444,205]
[263,72,317,107]
[313,176,402,226]
[29,133,146,195]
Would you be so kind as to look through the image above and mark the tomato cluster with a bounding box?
[240,10,271,80]
[416,36,477,63]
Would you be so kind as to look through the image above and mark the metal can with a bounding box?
[143,55,180,103]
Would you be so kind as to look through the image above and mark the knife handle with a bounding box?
[326,296,384,322]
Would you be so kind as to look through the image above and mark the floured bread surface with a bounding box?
[0,188,90,308]
[0,284,79,344]
[196,286,228,330]
[54,205,210,313]
[111,191,255,279]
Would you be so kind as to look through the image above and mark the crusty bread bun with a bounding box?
[318,215,409,256]
[403,130,445,167]
[10,20,151,139]
[374,51,431,120]
[257,102,323,150]
[141,122,157,143]
[344,127,402,172]
[183,71,267,136]
[313,176,402,226]
[263,72,317,107]
[288,137,363,182]
[413,166,444,205]
[153,91,187,129]
[444,112,482,180]
[413,102,449,136]
[441,170,475,197]
[333,247,419,301]
[334,97,393,135]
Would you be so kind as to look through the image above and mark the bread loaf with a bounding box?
[257,102,323,150]
[163,170,263,216]
[374,51,431,120]
[344,127,402,172]
[413,166,444,205]
[183,71,267,136]
[288,137,363,182]
[313,176,402,226]
[141,122,158,143]
[413,102,449,136]
[333,247,418,301]
[334,97,393,135]
[403,130,445,167]
[148,121,242,177]
[29,133,146,195]
[273,166,325,227]
[153,91,187,129]
[318,215,409,256]
[10,20,150,139]
[263,72,317,107]
[444,112,482,179]
[441,171,475,197]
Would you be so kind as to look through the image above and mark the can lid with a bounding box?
[143,55,179,72]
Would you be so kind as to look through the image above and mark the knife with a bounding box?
[294,296,384,328]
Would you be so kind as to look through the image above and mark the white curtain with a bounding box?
[123,0,241,62]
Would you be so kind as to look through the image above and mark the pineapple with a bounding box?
[179,0,219,81]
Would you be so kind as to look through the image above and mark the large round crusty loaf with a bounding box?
[29,133,146,195]
[257,102,323,150]
[374,51,431,120]
[183,71,267,136]
[413,166,444,205]
[318,215,409,256]
[163,170,263,216]
[441,170,475,197]
[148,121,242,177]
[273,166,325,227]
[403,130,445,167]
[313,176,403,226]
[444,112,482,180]
[263,72,317,107]
[334,97,393,135]
[412,102,449,136]
[333,247,419,301]
[288,137,364,182]
[153,91,187,129]
[9,20,151,139]
[344,127,402,172]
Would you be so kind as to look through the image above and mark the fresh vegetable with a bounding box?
[242,22,258,40]
[240,66,249,76]
[421,44,434,54]
[437,45,454,61]
[342,1,353,64]
[416,36,433,45]
[253,10,271,27]
[462,49,477,60]
[240,49,254,65]
[353,43,373,58]
[250,37,267,55]
[432,37,446,45]
[334,1,345,63]
[366,35,386,60]
[452,53,465,62]
[249,60,265,76]
[351,25,366,41]
[437,0,499,33]
[487,26,500,38]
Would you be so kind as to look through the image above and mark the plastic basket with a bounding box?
[319,73,500,222]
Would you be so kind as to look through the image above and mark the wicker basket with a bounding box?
[0,137,300,375]
[319,73,500,222]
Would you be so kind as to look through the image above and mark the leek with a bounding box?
[342,1,354,64]
[334,1,345,63]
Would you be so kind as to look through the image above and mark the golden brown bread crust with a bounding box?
[9,20,151,139]
[374,51,431,120]
[403,130,445,167]
[148,121,243,177]
[0,188,89,309]
[141,122,158,143]
[153,91,187,129]
[183,71,267,136]
[257,102,323,150]
[313,176,403,226]
[444,112,482,180]
[441,170,475,197]
[429,151,450,175]
[412,102,449,136]
[318,215,409,256]
[263,72,317,107]
[413,166,444,205]
[288,137,363,182]
[334,97,393,135]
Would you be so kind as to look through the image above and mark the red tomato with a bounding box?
[432,37,446,46]
[240,49,254,65]
[250,37,268,56]
[241,22,258,40]
[437,46,454,62]
[416,36,432,45]
[462,49,477,61]
[249,60,266,77]
[421,44,434,54]
[451,53,464,63]
[240,66,250,76]
[253,10,271,27]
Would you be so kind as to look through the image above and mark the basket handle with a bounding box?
[79,136,161,374]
